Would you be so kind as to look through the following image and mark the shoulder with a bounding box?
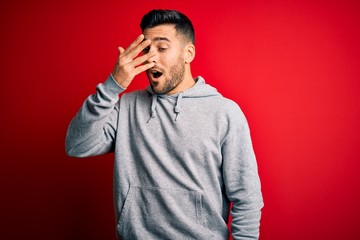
[212,96,249,133]
[217,95,246,117]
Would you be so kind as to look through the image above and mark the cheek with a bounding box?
[162,52,183,69]
[166,47,184,60]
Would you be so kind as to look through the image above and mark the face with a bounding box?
[143,24,187,95]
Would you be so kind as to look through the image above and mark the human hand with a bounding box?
[111,34,155,88]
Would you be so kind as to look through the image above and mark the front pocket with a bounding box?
[117,186,136,231]
[116,186,213,240]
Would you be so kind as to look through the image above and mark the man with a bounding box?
[66,9,263,240]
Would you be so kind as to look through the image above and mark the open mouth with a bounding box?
[151,70,163,79]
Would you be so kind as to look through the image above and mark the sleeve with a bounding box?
[222,104,264,240]
[65,75,126,157]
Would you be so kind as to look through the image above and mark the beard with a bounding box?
[150,59,185,95]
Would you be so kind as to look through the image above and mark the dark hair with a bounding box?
[140,9,195,44]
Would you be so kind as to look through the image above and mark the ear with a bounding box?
[184,43,195,63]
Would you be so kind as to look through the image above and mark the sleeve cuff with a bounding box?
[103,75,126,97]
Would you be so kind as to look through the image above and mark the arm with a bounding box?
[222,105,264,239]
[65,77,124,157]
[65,34,155,157]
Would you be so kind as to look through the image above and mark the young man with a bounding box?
[66,9,263,240]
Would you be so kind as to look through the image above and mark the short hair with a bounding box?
[140,9,195,44]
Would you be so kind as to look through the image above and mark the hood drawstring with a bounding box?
[174,91,184,121]
[147,94,158,123]
[145,76,219,123]
[147,92,184,123]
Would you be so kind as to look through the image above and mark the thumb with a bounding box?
[118,47,125,54]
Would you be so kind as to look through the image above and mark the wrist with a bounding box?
[110,73,128,89]
[103,75,126,97]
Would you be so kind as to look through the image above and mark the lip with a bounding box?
[147,68,164,82]
[147,74,163,84]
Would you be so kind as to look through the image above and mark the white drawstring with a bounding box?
[147,92,184,122]
[147,94,158,123]
[174,92,184,121]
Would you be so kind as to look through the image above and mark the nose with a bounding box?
[146,48,158,63]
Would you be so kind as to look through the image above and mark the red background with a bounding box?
[1,0,359,239]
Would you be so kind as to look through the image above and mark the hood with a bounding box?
[145,76,220,122]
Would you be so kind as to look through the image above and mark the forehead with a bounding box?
[143,24,180,43]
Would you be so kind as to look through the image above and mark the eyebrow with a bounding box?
[144,37,171,42]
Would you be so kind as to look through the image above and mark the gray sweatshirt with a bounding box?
[66,76,263,239]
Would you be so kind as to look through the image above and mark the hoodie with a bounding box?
[65,76,263,240]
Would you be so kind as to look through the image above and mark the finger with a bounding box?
[131,51,156,67]
[133,62,155,76]
[123,34,145,55]
[118,47,125,55]
[126,38,152,60]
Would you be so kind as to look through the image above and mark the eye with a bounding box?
[142,47,150,54]
[159,47,167,52]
